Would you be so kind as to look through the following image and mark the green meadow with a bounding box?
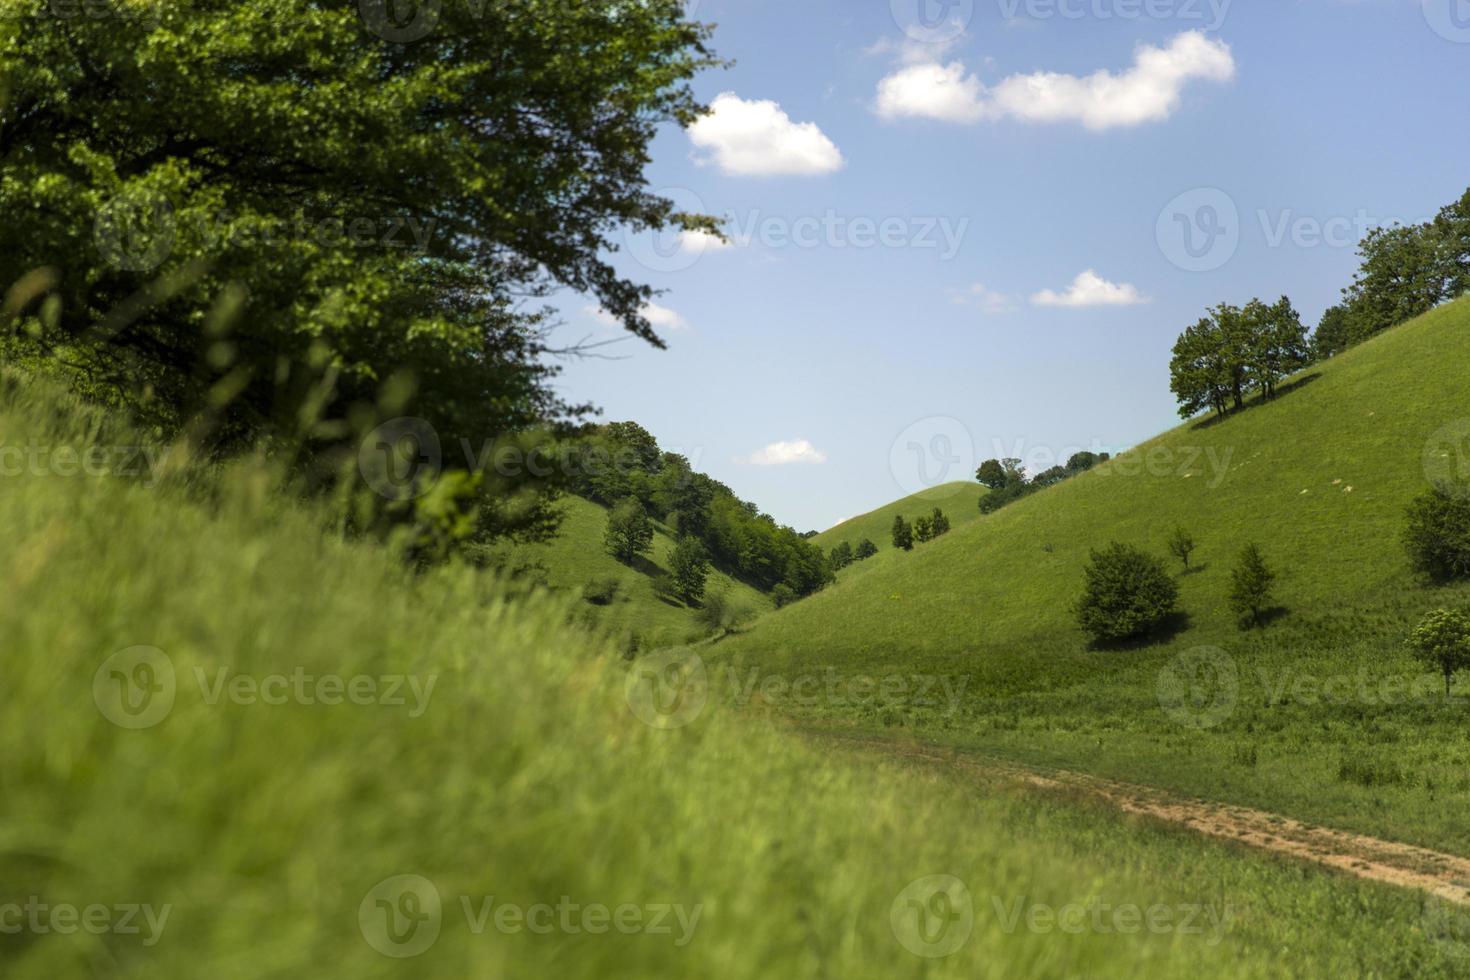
[816,481,988,565]
[5,373,1470,977]
[719,297,1470,855]
[8,4,1470,976]
[485,493,770,651]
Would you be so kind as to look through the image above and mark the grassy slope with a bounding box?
[5,377,1470,976]
[814,482,988,584]
[815,481,988,551]
[489,495,770,649]
[719,297,1470,853]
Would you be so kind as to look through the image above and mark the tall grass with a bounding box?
[1,373,1467,977]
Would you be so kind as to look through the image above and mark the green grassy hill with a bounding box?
[719,297,1470,854]
[8,375,1466,976]
[487,495,770,650]
[815,481,987,563]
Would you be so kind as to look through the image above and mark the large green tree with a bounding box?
[603,497,654,564]
[1248,296,1309,399]
[0,0,719,540]
[1170,296,1308,418]
[1169,316,1232,419]
[668,535,711,605]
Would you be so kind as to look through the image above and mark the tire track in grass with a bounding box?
[827,732,1470,906]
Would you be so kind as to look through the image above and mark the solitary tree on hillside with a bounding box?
[604,497,654,564]
[930,508,952,537]
[854,539,879,561]
[1407,608,1470,697]
[829,541,854,571]
[1229,543,1278,628]
[892,515,914,552]
[1404,483,1470,581]
[1168,527,1197,570]
[669,536,711,604]
[913,514,935,544]
[1075,543,1180,643]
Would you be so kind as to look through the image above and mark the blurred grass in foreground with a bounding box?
[0,372,1466,978]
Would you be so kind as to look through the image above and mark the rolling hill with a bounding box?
[9,374,1465,976]
[486,494,770,650]
[814,481,988,570]
[717,296,1470,855]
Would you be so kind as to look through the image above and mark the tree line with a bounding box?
[975,451,1110,514]
[1169,187,1470,419]
[1316,189,1470,358]
[1168,298,1309,420]
[891,508,952,551]
[582,422,832,601]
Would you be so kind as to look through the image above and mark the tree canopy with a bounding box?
[1169,297,1308,419]
[571,422,831,598]
[0,0,720,545]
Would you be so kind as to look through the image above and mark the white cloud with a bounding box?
[739,440,829,466]
[875,31,1235,130]
[1032,270,1148,308]
[689,93,845,177]
[864,34,965,66]
[678,229,732,255]
[586,302,689,331]
[876,61,988,123]
[950,282,1021,314]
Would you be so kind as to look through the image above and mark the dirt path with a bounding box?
[831,733,1470,906]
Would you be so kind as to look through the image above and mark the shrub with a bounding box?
[771,584,797,609]
[699,586,755,634]
[1407,608,1470,696]
[891,516,913,551]
[1075,543,1180,643]
[1168,526,1197,569]
[854,539,879,561]
[829,542,854,571]
[581,576,621,606]
[913,515,934,543]
[669,536,711,604]
[1229,543,1277,628]
[1404,483,1470,581]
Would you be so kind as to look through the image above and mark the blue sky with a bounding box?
[550,0,1470,532]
